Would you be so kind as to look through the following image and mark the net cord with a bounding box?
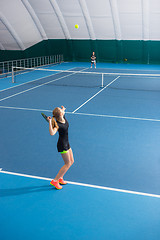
[12,66,160,77]
[12,66,160,87]
[12,66,105,87]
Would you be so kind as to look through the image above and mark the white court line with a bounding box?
[0,72,60,93]
[67,111,160,123]
[0,66,85,93]
[0,170,160,198]
[0,105,52,113]
[72,76,120,113]
[0,67,89,103]
[0,105,160,123]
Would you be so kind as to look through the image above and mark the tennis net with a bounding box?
[12,66,160,91]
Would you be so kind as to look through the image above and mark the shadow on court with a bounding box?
[0,184,56,197]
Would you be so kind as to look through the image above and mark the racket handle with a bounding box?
[41,113,49,122]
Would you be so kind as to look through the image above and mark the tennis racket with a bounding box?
[41,113,49,122]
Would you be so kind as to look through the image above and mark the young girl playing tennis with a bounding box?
[47,106,74,190]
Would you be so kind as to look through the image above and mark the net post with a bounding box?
[101,73,104,88]
[12,66,15,83]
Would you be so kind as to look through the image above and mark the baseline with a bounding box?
[0,170,160,198]
[0,105,160,123]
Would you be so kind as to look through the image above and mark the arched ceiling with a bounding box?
[0,0,160,50]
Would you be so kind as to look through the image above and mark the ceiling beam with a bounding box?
[21,0,47,40]
[49,0,71,39]
[109,0,121,40]
[78,0,96,40]
[0,42,5,50]
[0,11,25,50]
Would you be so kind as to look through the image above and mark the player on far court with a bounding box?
[47,106,74,190]
[91,51,96,68]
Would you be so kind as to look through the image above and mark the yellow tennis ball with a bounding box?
[75,24,79,29]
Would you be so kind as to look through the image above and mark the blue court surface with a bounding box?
[0,62,160,240]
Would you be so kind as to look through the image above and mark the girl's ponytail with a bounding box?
[51,117,59,130]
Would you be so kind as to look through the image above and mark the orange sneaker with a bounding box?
[50,179,62,190]
[59,178,67,185]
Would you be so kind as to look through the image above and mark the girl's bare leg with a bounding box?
[54,148,74,181]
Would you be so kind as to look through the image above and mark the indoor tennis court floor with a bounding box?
[0,62,160,240]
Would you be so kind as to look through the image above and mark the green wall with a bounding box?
[1,39,160,64]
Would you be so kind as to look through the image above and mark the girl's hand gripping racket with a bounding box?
[41,113,50,122]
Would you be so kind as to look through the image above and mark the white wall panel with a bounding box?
[117,0,143,40]
[92,17,115,39]
[86,0,115,39]
[120,14,142,39]
[86,0,112,16]
[149,0,160,40]
[117,0,142,13]
[150,14,160,40]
